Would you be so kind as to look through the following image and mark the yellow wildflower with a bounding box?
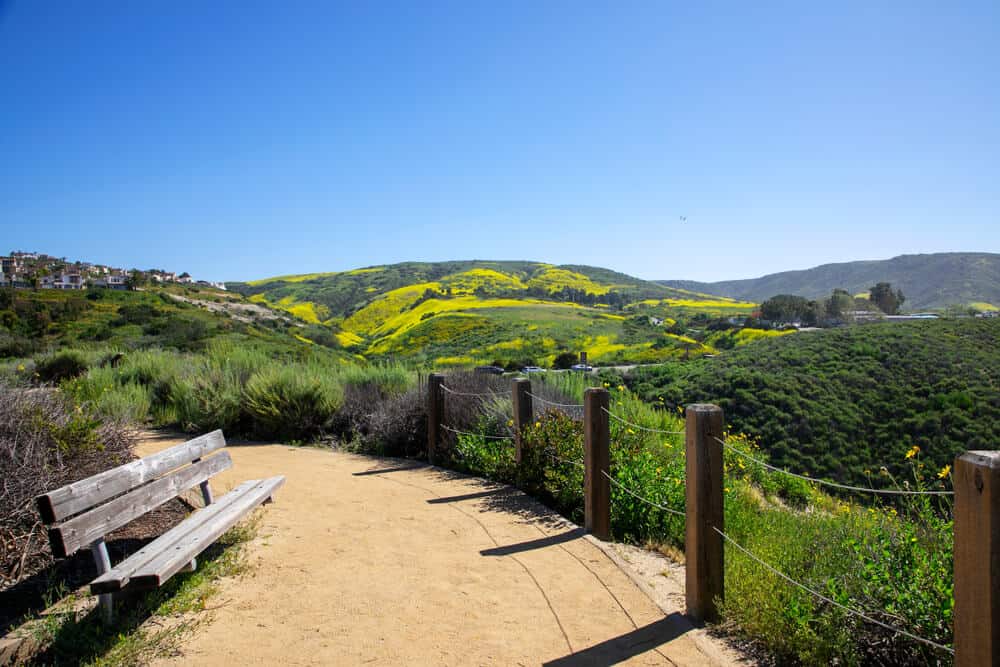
[16,364,25,372]
[617,384,625,392]
[626,428,635,435]
[938,464,951,479]
[905,445,920,459]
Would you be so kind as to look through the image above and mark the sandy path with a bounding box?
[139,436,737,666]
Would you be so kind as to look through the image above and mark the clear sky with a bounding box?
[2,1,997,283]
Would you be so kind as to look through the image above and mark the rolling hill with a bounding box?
[659,252,1000,311]
[228,261,756,367]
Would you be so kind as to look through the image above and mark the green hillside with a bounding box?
[659,252,1000,311]
[627,318,1000,490]
[229,261,756,366]
[0,284,352,363]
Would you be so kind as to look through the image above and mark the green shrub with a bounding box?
[95,381,152,423]
[338,362,413,395]
[35,350,90,383]
[243,365,343,440]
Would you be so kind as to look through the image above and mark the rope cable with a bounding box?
[715,437,953,496]
[526,392,584,409]
[602,408,685,435]
[440,384,502,399]
[440,424,514,441]
[602,471,686,518]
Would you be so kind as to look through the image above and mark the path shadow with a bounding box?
[426,488,516,504]
[352,464,427,476]
[480,528,586,556]
[542,614,693,666]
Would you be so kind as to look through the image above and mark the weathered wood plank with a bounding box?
[129,476,285,590]
[954,451,1000,666]
[47,452,232,558]
[90,479,260,593]
[36,430,226,523]
[584,388,611,540]
[685,403,725,623]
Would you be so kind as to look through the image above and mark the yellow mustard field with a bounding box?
[526,268,612,295]
[246,271,340,286]
[443,268,527,293]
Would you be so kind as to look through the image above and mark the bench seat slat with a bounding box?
[48,451,232,558]
[90,479,261,593]
[36,430,227,523]
[127,476,285,590]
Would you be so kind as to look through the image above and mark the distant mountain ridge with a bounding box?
[658,253,1000,311]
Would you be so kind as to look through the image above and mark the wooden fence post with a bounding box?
[954,451,1000,666]
[427,374,444,465]
[685,403,724,623]
[584,387,611,540]
[512,379,532,464]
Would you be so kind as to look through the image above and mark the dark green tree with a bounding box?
[552,351,578,369]
[869,282,905,315]
[825,289,854,319]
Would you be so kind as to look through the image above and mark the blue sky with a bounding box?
[2,1,997,282]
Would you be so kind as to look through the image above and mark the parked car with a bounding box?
[570,364,593,372]
[474,365,505,375]
[521,366,546,373]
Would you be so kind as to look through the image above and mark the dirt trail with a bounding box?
[139,435,742,666]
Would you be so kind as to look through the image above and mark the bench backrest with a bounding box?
[36,430,231,558]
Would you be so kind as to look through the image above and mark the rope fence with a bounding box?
[440,384,503,399]
[426,375,978,661]
[715,437,955,496]
[547,451,585,469]
[602,471,686,518]
[440,424,514,441]
[713,526,954,655]
[526,391,584,410]
[603,408,685,435]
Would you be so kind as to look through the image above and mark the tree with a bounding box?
[552,351,578,369]
[760,294,813,324]
[869,282,905,315]
[125,270,148,290]
[825,289,854,320]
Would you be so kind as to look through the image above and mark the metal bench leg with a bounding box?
[89,538,114,624]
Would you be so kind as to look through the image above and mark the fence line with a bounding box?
[429,376,969,660]
[602,408,685,435]
[440,424,514,441]
[526,391,584,410]
[547,451,585,469]
[713,526,954,655]
[440,384,502,399]
[602,471,686,518]
[715,437,954,496]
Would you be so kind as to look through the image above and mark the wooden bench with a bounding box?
[34,430,284,621]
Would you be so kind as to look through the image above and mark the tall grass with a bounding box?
[58,343,416,444]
